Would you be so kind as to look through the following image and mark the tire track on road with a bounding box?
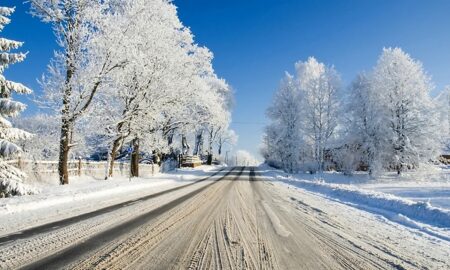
[18,168,236,270]
[74,168,244,270]
[0,168,226,246]
[249,168,395,269]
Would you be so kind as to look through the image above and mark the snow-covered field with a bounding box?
[260,165,450,241]
[358,166,450,210]
[0,165,223,236]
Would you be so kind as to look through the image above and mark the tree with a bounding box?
[295,57,341,173]
[30,0,127,184]
[345,73,386,173]
[265,73,303,173]
[203,76,233,163]
[370,48,440,173]
[76,0,234,177]
[13,114,60,160]
[435,86,450,153]
[26,0,233,180]
[230,150,260,166]
[215,129,237,156]
[344,48,440,174]
[0,6,34,196]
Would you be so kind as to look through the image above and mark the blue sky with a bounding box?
[4,0,450,158]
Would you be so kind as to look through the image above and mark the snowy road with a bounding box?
[1,167,449,269]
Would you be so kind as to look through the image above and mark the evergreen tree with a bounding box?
[0,6,33,196]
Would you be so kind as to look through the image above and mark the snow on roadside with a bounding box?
[360,183,450,210]
[0,165,223,235]
[260,165,450,241]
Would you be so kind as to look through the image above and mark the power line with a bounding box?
[231,121,266,125]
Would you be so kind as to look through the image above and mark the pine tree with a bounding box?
[0,6,33,196]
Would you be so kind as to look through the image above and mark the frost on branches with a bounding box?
[263,48,442,175]
[0,6,34,196]
[29,0,235,182]
[263,58,341,173]
[345,48,440,174]
[435,86,450,154]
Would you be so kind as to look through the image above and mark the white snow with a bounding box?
[0,165,222,236]
[260,165,450,241]
[266,179,450,268]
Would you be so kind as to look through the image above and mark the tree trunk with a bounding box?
[106,137,122,179]
[207,129,214,165]
[58,119,71,185]
[207,154,213,165]
[182,135,190,155]
[193,130,203,155]
[131,138,139,177]
[167,130,174,146]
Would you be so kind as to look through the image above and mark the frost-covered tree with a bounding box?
[264,58,341,174]
[435,86,450,153]
[344,73,385,173]
[344,48,440,174]
[265,49,440,175]
[229,150,260,166]
[295,57,341,173]
[204,76,233,163]
[371,48,439,174]
[0,6,34,196]
[161,47,232,163]
[215,129,237,156]
[30,0,127,184]
[13,114,59,160]
[265,73,303,173]
[25,0,232,181]
[75,0,233,178]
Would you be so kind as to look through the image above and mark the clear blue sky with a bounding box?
[4,0,450,158]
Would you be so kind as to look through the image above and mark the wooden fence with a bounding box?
[6,158,160,183]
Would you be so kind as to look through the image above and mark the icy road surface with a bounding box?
[0,167,449,269]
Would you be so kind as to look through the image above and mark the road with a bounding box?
[0,167,449,269]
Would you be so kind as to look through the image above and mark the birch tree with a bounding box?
[295,57,341,172]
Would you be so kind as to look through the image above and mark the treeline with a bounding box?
[262,48,448,175]
[1,0,235,196]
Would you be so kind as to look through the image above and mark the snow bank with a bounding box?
[0,166,224,235]
[0,161,39,197]
[262,168,450,229]
[0,177,175,215]
[0,165,223,215]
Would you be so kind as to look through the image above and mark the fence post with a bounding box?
[78,157,82,177]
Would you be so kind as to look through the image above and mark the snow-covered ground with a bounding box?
[0,165,223,236]
[260,164,450,242]
[1,166,449,269]
[358,165,450,210]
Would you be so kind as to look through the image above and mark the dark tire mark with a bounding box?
[0,168,226,245]
[20,167,243,270]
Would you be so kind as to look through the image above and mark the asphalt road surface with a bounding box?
[0,167,447,269]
